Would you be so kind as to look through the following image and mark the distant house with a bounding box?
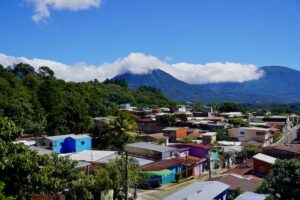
[228,127,273,147]
[262,144,300,159]
[142,159,182,187]
[235,191,269,200]
[124,142,177,160]
[162,127,187,143]
[174,105,187,113]
[119,103,132,110]
[37,134,91,153]
[262,115,291,132]
[253,153,276,176]
[174,155,206,177]
[136,118,162,133]
[164,181,230,200]
[219,112,245,118]
[202,132,217,145]
[168,143,216,171]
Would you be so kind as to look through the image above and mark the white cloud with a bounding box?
[0,53,264,84]
[25,0,103,23]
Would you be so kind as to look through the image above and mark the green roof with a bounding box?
[143,169,172,176]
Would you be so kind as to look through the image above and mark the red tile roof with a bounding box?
[188,132,203,138]
[225,159,254,176]
[210,174,262,191]
[147,133,169,140]
[142,159,182,171]
[263,144,300,154]
[174,155,205,166]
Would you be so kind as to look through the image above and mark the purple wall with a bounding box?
[169,144,209,158]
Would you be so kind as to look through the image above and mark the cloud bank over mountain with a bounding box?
[25,0,103,23]
[0,52,264,84]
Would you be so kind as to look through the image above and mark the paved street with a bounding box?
[276,125,299,145]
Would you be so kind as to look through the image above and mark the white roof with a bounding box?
[235,192,268,200]
[14,140,36,146]
[253,153,276,164]
[44,134,90,140]
[129,156,154,166]
[218,141,241,146]
[125,142,176,153]
[164,181,230,200]
[240,127,270,132]
[29,146,53,155]
[61,150,117,163]
[203,132,217,136]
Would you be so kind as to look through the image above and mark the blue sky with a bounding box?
[0,0,300,75]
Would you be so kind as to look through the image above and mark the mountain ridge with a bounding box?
[113,66,300,103]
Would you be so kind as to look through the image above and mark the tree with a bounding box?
[159,114,177,126]
[191,102,204,112]
[228,118,249,127]
[273,131,282,142]
[92,111,137,151]
[178,113,188,122]
[0,141,93,199]
[256,158,300,199]
[227,187,243,200]
[93,156,143,199]
[0,117,23,142]
[218,102,246,113]
[216,129,238,141]
[237,145,261,162]
[38,66,54,78]
[0,182,14,200]
[13,63,35,78]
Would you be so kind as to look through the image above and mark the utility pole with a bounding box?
[185,152,188,178]
[125,151,129,200]
[207,153,211,179]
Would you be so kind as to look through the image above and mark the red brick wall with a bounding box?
[253,158,272,175]
[176,128,188,138]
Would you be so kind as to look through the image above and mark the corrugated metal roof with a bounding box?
[125,142,176,153]
[44,134,90,141]
[164,181,230,200]
[142,159,182,171]
[253,153,276,164]
[235,192,268,200]
[61,150,117,163]
[29,146,53,155]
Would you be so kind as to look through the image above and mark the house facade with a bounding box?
[37,134,91,153]
[162,127,187,143]
[228,127,273,147]
[253,153,276,176]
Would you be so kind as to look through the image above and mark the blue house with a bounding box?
[38,134,91,153]
[142,159,182,187]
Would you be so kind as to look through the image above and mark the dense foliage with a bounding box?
[0,63,173,135]
[228,118,249,127]
[92,111,138,151]
[0,117,143,199]
[257,158,300,199]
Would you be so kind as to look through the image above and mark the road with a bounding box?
[136,169,228,200]
[275,125,299,145]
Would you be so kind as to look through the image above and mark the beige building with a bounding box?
[228,127,273,147]
[202,132,217,144]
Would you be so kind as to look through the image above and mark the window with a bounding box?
[239,131,245,137]
[256,131,266,136]
[81,141,85,145]
[259,166,265,173]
